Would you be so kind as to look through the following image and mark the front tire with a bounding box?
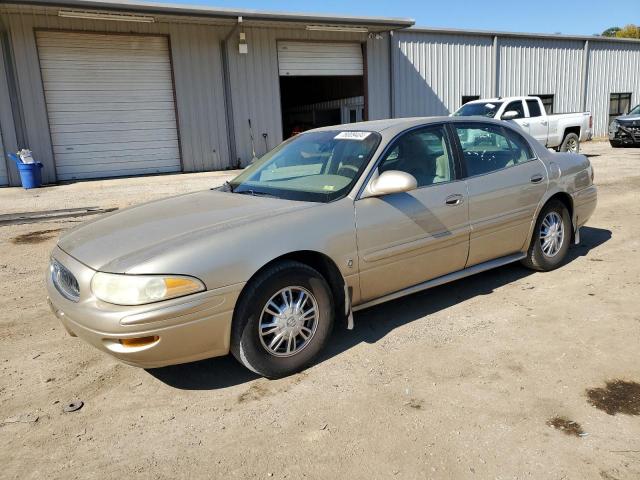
[230,260,334,378]
[560,133,580,153]
[522,200,571,271]
[609,140,623,148]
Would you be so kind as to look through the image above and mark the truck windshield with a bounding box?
[454,102,504,118]
[227,130,381,202]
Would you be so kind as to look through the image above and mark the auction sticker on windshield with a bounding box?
[334,131,372,140]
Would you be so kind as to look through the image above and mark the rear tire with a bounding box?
[230,260,334,378]
[521,200,571,271]
[560,133,580,153]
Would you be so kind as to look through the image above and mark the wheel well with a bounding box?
[241,251,347,322]
[563,126,581,140]
[544,192,575,236]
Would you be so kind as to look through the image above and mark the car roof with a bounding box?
[465,96,539,105]
[310,117,440,133]
[307,116,509,138]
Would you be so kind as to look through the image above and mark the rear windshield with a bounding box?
[454,102,504,118]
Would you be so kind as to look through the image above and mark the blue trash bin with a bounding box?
[9,153,43,189]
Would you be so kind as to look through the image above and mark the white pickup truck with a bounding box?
[453,96,592,152]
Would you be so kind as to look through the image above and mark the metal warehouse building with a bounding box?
[1,1,639,186]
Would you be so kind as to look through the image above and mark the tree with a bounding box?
[615,24,640,39]
[602,27,621,37]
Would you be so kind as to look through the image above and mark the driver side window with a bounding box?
[378,125,455,188]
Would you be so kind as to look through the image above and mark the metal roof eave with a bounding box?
[5,0,415,30]
[408,25,640,44]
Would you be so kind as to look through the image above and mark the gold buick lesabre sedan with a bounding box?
[47,117,597,378]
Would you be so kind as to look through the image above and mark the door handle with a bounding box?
[445,194,464,206]
[522,122,530,127]
[541,121,548,126]
[530,174,544,184]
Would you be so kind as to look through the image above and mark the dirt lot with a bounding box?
[1,142,639,479]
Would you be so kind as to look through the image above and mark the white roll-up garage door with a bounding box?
[277,41,364,76]
[36,32,181,181]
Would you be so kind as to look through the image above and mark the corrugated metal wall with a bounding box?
[225,27,372,165]
[366,32,391,120]
[498,38,584,114]
[0,9,230,184]
[392,32,493,117]
[0,36,9,186]
[0,28,18,186]
[586,41,640,136]
[392,31,640,137]
[2,5,640,185]
[0,126,7,187]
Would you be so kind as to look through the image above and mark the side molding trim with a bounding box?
[352,252,527,312]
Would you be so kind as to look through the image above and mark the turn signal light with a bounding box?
[119,336,159,348]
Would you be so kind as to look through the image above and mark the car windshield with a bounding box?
[227,130,381,202]
[454,102,504,118]
[628,104,640,115]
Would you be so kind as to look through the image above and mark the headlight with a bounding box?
[91,272,205,305]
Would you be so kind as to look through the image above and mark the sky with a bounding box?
[163,0,637,36]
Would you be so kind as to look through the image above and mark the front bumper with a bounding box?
[609,126,640,145]
[46,246,244,368]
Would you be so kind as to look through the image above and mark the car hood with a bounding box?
[58,190,315,272]
[616,114,640,124]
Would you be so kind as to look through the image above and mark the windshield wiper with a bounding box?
[235,189,279,198]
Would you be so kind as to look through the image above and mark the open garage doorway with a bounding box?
[277,41,366,138]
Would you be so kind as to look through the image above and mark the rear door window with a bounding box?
[454,123,534,176]
[526,99,542,117]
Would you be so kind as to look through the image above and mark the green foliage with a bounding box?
[602,25,640,39]
[615,24,640,39]
[601,26,621,37]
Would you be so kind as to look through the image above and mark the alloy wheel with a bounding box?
[539,211,565,257]
[566,138,579,152]
[258,286,319,357]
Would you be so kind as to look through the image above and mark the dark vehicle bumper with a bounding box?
[609,126,640,146]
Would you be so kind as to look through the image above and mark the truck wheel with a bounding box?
[230,260,334,378]
[521,200,571,272]
[560,133,580,153]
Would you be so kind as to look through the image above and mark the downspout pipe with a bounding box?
[221,17,241,168]
[389,30,395,118]
[491,35,499,98]
[580,40,590,112]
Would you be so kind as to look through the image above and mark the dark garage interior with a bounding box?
[279,75,365,138]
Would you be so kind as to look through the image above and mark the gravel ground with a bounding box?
[0,141,639,479]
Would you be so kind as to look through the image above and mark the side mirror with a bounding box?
[365,170,417,197]
[502,110,519,120]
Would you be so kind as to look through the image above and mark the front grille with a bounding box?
[51,259,80,302]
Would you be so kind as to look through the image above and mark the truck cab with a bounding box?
[453,96,592,152]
